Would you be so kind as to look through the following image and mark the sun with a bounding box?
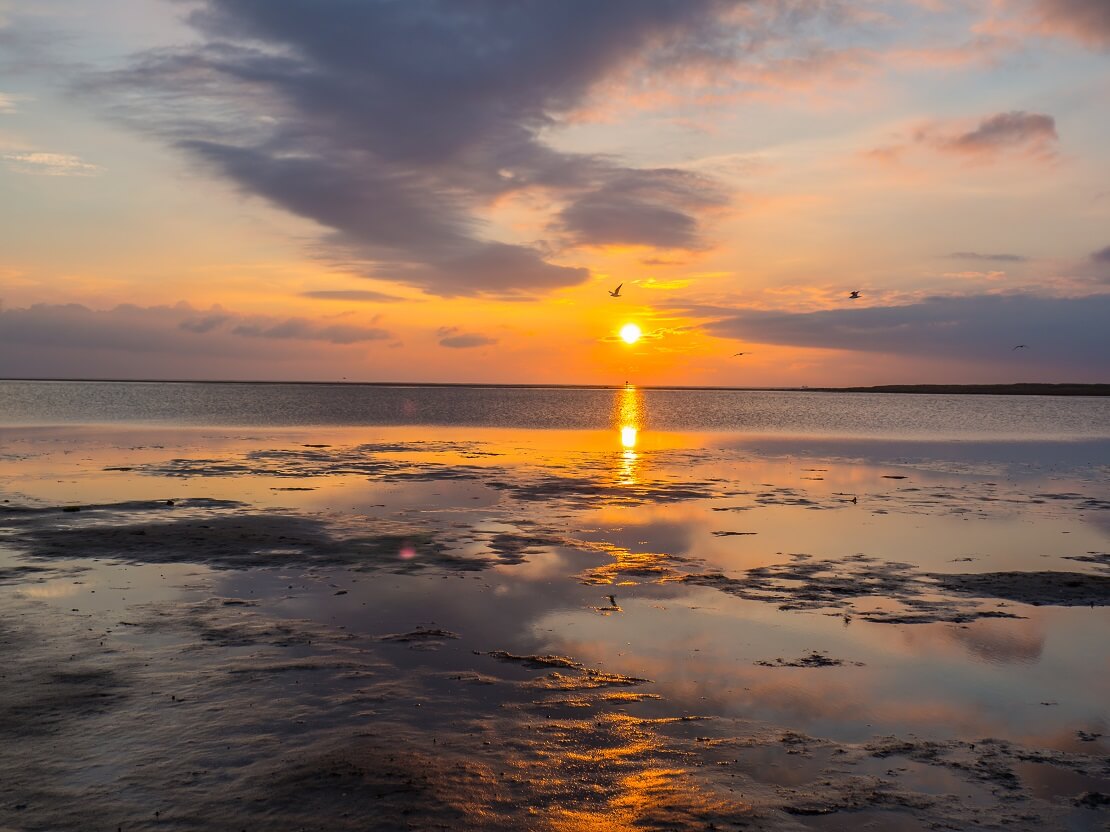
[619,323,642,344]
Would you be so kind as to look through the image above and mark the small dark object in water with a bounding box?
[62,505,82,512]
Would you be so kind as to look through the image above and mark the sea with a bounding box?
[0,380,1107,830]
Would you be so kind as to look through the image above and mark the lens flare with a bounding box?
[619,323,642,344]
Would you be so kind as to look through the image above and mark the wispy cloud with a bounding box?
[942,271,1007,281]
[0,302,390,353]
[867,111,1059,167]
[947,252,1028,263]
[0,92,17,113]
[939,111,1058,159]
[230,318,390,344]
[0,303,393,378]
[436,326,497,349]
[300,289,404,303]
[3,151,101,176]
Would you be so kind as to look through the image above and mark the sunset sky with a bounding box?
[1,0,1108,385]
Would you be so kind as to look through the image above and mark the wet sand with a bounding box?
[1,422,1108,830]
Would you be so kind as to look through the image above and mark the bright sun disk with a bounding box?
[619,323,642,344]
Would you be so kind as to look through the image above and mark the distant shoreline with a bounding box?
[2,378,1107,396]
[797,383,1110,396]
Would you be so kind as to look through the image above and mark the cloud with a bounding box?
[0,92,17,113]
[230,318,390,344]
[406,242,588,296]
[439,334,498,349]
[178,314,230,333]
[3,151,101,176]
[300,289,404,303]
[640,278,692,290]
[436,326,497,349]
[87,1,749,295]
[555,168,727,249]
[1089,245,1110,283]
[692,292,1110,374]
[947,252,1028,263]
[887,36,1017,70]
[939,111,1057,158]
[868,111,1059,167]
[599,324,693,344]
[942,271,1006,281]
[1032,0,1110,49]
[0,303,392,368]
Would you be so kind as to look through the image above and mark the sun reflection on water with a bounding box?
[615,386,644,485]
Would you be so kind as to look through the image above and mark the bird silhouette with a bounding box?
[848,290,861,299]
[609,283,623,298]
[733,352,748,356]
[1012,344,1027,350]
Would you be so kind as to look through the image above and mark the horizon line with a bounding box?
[2,377,1107,393]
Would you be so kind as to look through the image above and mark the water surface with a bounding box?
[1,383,1107,830]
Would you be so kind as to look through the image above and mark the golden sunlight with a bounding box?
[615,385,643,484]
[619,323,642,344]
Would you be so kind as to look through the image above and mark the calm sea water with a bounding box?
[1,379,1109,828]
[2,380,1108,438]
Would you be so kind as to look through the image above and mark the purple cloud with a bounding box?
[683,292,1110,378]
[941,111,1058,158]
[0,303,393,379]
[88,1,752,295]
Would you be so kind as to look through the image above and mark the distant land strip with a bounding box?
[799,383,1110,396]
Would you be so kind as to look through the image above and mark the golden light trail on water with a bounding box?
[616,385,643,485]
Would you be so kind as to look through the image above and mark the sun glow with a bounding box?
[619,323,642,344]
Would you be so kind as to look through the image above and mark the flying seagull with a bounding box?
[1012,344,1027,350]
[848,290,861,299]
[609,283,623,298]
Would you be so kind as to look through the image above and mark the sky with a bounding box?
[1,0,1108,386]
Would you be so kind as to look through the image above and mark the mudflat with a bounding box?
[1,414,1108,830]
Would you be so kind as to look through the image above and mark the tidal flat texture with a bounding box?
[1,385,1108,830]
